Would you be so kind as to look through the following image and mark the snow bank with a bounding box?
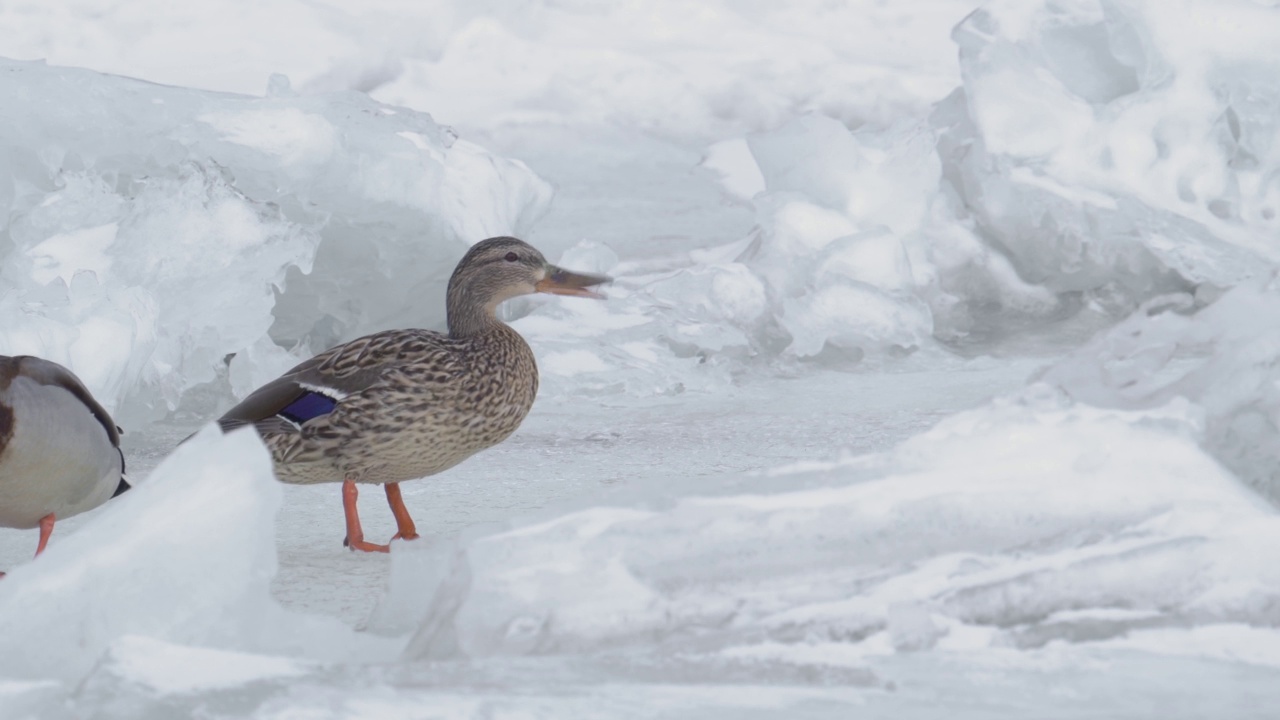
[1040,279,1280,505]
[544,0,1280,382]
[0,58,550,426]
[404,389,1280,667]
[944,0,1280,302]
[16,0,1279,405]
[0,426,387,688]
[373,0,975,139]
[751,0,1280,356]
[0,1,978,139]
[8,389,1279,713]
[9,0,1280,403]
[508,241,738,397]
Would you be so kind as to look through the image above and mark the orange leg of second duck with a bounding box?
[2,513,59,579]
[35,513,56,556]
[384,483,419,541]
[342,480,390,553]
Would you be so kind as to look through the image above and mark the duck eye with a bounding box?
[504,252,519,262]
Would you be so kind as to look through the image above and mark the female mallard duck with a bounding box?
[0,355,129,576]
[217,236,609,552]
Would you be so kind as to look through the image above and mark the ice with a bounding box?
[8,0,1280,405]
[403,390,1280,665]
[7,367,1279,713]
[20,380,1280,717]
[0,2,370,96]
[1040,279,1280,503]
[26,222,117,285]
[0,425,392,691]
[0,680,63,720]
[574,0,1280,368]
[0,58,549,426]
[2,5,1003,403]
[552,116,989,370]
[509,243,736,397]
[199,107,339,166]
[1099,625,1280,669]
[947,0,1280,289]
[0,1,979,138]
[93,636,310,695]
[371,0,977,140]
[700,138,765,203]
[5,0,1280,715]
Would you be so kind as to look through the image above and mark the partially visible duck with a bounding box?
[0,355,129,576]
[217,236,610,552]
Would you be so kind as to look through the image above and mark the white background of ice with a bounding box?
[3,1,1280,718]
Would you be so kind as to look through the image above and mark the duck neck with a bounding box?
[446,284,503,339]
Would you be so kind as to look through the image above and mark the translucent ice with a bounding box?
[1040,279,1280,504]
[608,0,1280,370]
[0,58,550,426]
[437,0,1280,404]
[944,0,1280,305]
[91,636,310,696]
[510,241,736,398]
[404,389,1280,663]
[7,0,1279,407]
[372,0,977,139]
[0,426,387,686]
[700,138,765,202]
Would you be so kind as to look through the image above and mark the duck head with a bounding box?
[446,236,611,336]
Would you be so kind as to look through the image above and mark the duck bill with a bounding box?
[535,266,611,299]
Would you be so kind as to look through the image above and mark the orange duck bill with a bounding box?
[534,265,612,299]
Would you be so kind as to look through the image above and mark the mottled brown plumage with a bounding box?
[242,325,538,485]
[216,236,609,551]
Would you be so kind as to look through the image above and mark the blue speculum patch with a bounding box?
[279,390,338,424]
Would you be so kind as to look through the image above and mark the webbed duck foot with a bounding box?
[341,479,420,552]
[342,535,390,553]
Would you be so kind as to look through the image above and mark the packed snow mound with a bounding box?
[7,388,1280,716]
[0,58,550,425]
[537,113,1054,383]
[14,0,1279,407]
[0,0,375,97]
[404,389,1280,665]
[597,0,1280,370]
[1039,279,1280,505]
[945,0,1280,302]
[371,0,975,139]
[0,0,977,139]
[0,426,384,685]
[509,240,739,398]
[64,636,319,718]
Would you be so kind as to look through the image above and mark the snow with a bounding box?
[3,0,1280,717]
[1039,281,1280,505]
[403,392,1280,663]
[199,107,339,167]
[700,138,765,202]
[26,223,118,286]
[99,636,311,695]
[0,426,394,685]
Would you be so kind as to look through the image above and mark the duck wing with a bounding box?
[217,329,455,433]
[5,356,128,493]
[8,356,121,446]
